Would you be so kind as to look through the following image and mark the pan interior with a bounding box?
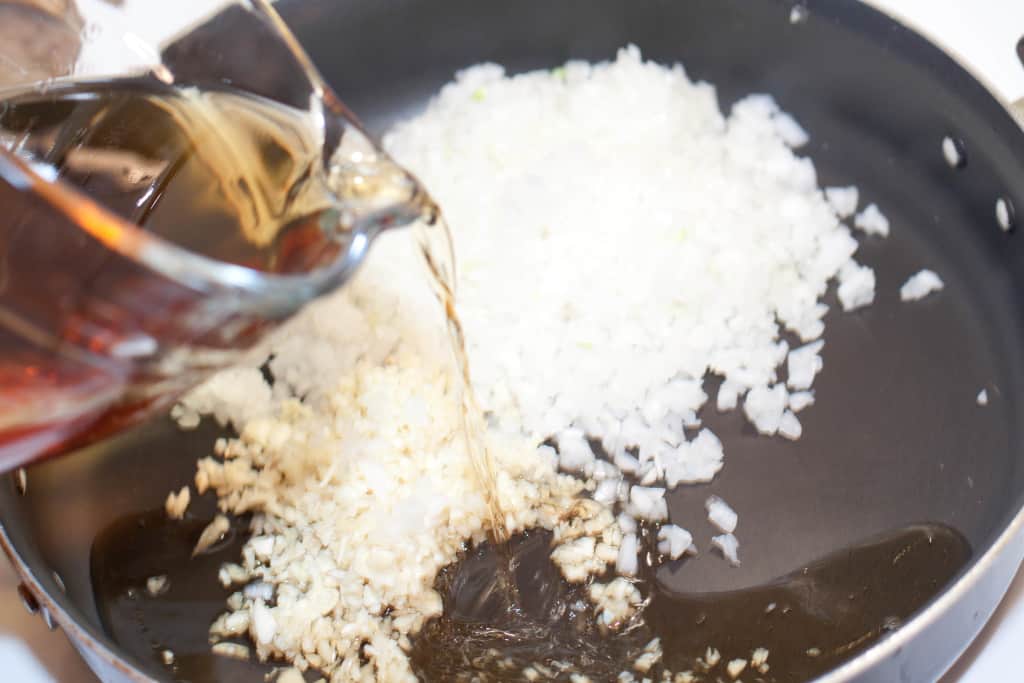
[1,0,1024,681]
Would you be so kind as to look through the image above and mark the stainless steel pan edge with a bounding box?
[0,524,149,683]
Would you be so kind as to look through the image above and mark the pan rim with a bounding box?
[0,515,153,682]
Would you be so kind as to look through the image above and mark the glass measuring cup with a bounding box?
[0,0,429,469]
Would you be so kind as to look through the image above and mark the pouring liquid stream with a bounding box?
[416,206,510,545]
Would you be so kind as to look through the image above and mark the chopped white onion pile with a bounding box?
[168,45,944,679]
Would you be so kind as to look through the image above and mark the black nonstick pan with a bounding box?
[2,1,1024,681]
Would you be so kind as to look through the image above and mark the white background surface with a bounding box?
[0,1,1022,681]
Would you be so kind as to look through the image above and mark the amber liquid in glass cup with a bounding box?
[0,1,429,469]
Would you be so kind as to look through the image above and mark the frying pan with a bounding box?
[2,0,1024,681]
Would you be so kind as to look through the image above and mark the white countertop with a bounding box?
[0,1,1022,681]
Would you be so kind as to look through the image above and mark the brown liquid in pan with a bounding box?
[92,511,968,682]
